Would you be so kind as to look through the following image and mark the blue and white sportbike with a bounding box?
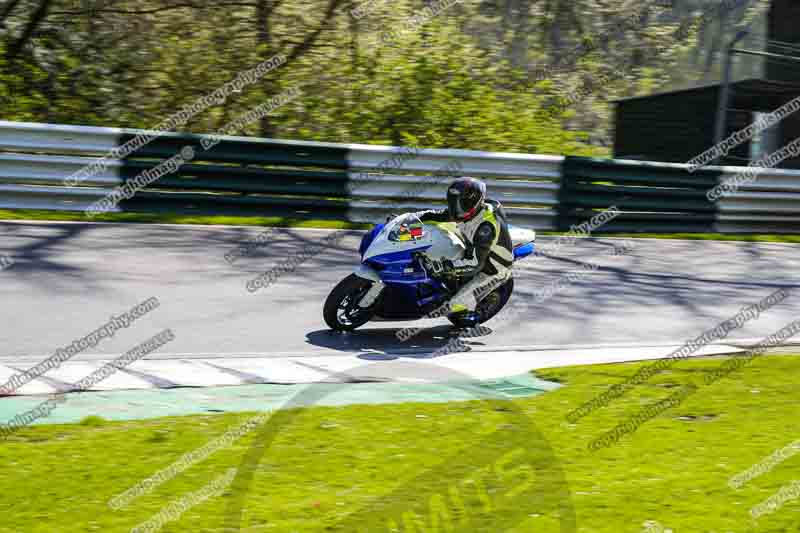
[323,211,536,331]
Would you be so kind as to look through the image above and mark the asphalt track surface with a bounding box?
[0,220,798,365]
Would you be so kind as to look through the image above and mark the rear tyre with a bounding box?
[447,277,514,327]
[323,274,377,332]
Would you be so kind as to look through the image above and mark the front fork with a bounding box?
[353,264,385,308]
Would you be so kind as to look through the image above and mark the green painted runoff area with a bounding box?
[0,373,558,425]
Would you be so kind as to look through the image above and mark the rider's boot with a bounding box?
[450,310,480,329]
[449,311,491,338]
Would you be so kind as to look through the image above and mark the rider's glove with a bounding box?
[425,259,456,280]
[439,260,457,278]
[448,257,479,276]
[463,243,475,260]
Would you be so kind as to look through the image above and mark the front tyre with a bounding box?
[323,274,377,331]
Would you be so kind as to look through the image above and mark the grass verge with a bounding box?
[1,354,798,532]
[2,210,799,243]
[591,232,800,244]
[0,209,369,230]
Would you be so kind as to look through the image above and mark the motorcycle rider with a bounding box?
[414,177,515,328]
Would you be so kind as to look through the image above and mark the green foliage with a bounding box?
[0,0,611,156]
[0,0,766,155]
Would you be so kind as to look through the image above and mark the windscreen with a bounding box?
[386,214,425,242]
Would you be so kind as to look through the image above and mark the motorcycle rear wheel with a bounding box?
[324,274,377,331]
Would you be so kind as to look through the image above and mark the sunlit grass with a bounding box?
[3,209,800,244]
[0,209,369,229]
[1,354,798,531]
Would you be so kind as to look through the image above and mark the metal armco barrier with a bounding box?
[0,121,561,227]
[0,120,799,233]
[558,156,723,233]
[714,165,800,233]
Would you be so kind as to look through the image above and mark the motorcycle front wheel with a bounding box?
[323,274,377,331]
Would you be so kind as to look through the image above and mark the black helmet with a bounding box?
[447,177,486,222]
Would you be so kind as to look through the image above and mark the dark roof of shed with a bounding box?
[612,77,800,103]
